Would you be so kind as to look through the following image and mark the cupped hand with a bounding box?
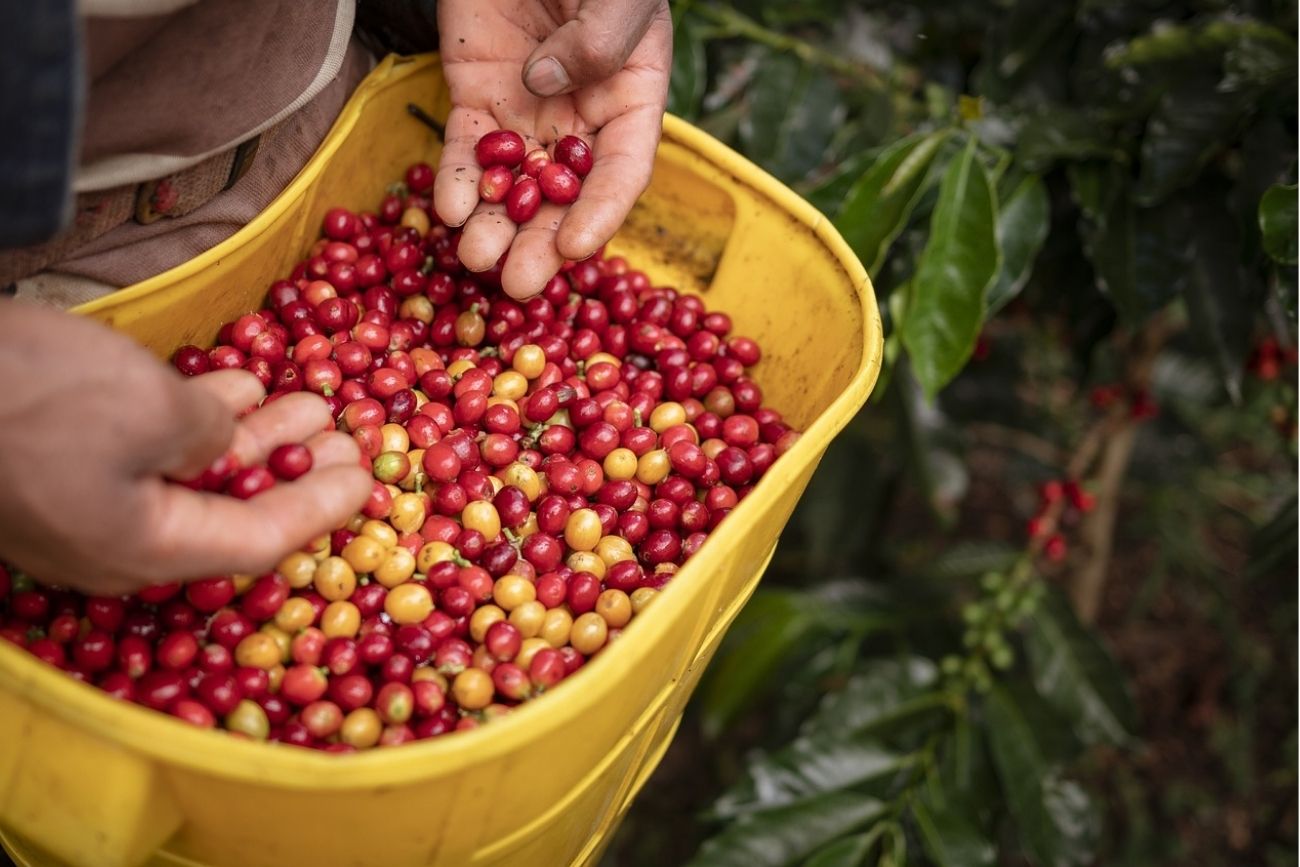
[434,0,671,299]
[0,301,371,594]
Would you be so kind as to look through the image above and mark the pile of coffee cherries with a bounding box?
[0,160,799,750]
[475,131,592,223]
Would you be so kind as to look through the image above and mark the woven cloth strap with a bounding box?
[0,135,262,286]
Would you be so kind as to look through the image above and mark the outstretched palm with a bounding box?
[434,0,671,298]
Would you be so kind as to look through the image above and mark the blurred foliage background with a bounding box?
[603,1,1298,865]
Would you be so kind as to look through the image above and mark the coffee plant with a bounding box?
[606,1,1297,865]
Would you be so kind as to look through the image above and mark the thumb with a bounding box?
[522,0,662,97]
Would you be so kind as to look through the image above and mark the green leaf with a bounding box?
[1024,589,1137,746]
[835,131,951,275]
[710,736,905,819]
[1016,109,1117,170]
[927,542,1020,580]
[1077,178,1192,323]
[1247,496,1298,581]
[687,793,885,867]
[803,657,942,738]
[1135,79,1250,205]
[804,147,882,219]
[986,174,1049,315]
[1259,184,1298,265]
[667,13,707,120]
[801,831,879,867]
[1182,194,1256,402]
[1043,775,1103,861]
[912,797,995,867]
[901,137,1000,398]
[698,592,822,740]
[700,587,888,739]
[984,688,1094,867]
[739,53,845,182]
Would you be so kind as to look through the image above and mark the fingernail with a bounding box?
[524,57,570,97]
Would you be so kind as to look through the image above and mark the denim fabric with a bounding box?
[0,0,80,248]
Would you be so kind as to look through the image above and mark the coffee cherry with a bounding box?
[475,130,526,168]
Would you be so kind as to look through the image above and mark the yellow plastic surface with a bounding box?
[0,54,882,867]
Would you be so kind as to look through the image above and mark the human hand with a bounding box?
[434,0,672,298]
[0,301,371,594]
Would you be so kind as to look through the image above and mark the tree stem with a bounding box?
[689,2,908,93]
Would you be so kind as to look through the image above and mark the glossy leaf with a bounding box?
[697,591,821,740]
[835,131,950,275]
[668,13,707,120]
[1182,195,1256,402]
[802,832,879,867]
[901,138,1000,398]
[1259,184,1298,265]
[804,147,882,219]
[803,656,942,738]
[739,53,844,182]
[985,688,1094,867]
[1024,589,1137,746]
[687,792,885,867]
[912,797,995,867]
[710,735,905,819]
[1016,108,1116,170]
[1135,79,1249,205]
[986,174,1049,315]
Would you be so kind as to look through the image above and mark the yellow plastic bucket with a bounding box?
[0,54,882,867]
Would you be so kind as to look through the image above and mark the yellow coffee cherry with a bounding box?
[595,535,635,567]
[539,608,573,648]
[493,574,536,611]
[342,535,386,574]
[274,597,315,632]
[277,551,318,589]
[512,344,546,379]
[390,493,426,535]
[515,637,551,670]
[385,583,434,625]
[596,589,632,629]
[313,557,357,601]
[493,371,528,400]
[508,600,546,638]
[564,508,602,551]
[649,402,686,432]
[636,449,671,485]
[470,604,507,643]
[360,520,398,548]
[374,546,417,588]
[341,708,381,748]
[566,550,606,580]
[417,541,456,573]
[630,587,658,615]
[501,463,542,500]
[570,612,609,655]
[588,352,621,368]
[462,501,502,540]
[380,422,410,454]
[259,624,292,660]
[603,448,638,480]
[320,600,361,638]
[452,668,493,710]
[446,359,477,378]
[234,633,281,670]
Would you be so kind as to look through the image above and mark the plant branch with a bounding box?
[689,2,916,93]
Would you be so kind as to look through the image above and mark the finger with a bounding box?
[522,0,662,96]
[458,199,517,272]
[502,202,566,300]
[556,104,662,260]
[305,429,361,470]
[433,106,496,228]
[186,369,266,414]
[156,371,266,479]
[226,392,332,467]
[144,464,372,581]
